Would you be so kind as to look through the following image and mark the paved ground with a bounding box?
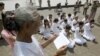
[0,6,100,56]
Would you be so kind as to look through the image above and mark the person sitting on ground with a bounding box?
[74,21,87,46]
[83,19,98,44]
[40,19,52,40]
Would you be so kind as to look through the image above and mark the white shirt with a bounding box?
[67,17,73,26]
[71,19,78,30]
[13,35,45,56]
[74,27,83,38]
[41,25,52,38]
[60,22,68,30]
[51,23,61,35]
[83,23,91,36]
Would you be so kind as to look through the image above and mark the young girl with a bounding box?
[47,14,53,26]
[74,22,87,45]
[40,19,52,40]
[51,18,61,35]
[40,15,44,24]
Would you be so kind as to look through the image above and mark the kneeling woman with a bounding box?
[55,25,75,48]
[40,19,52,40]
[74,22,87,45]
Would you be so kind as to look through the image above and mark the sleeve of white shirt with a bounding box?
[84,23,91,30]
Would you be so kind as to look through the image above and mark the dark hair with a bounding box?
[44,19,50,28]
[49,14,52,17]
[79,21,84,26]
[60,15,64,19]
[2,13,19,31]
[40,16,44,20]
[65,25,71,30]
[68,13,71,17]
[5,11,14,16]
[15,3,20,9]
[53,18,59,23]
[49,14,52,18]
[44,19,49,23]
[90,19,95,23]
[0,2,4,6]
[64,19,67,23]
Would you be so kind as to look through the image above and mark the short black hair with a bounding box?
[90,19,95,23]
[44,19,49,23]
[15,3,20,6]
[53,18,59,23]
[49,14,52,16]
[68,13,71,17]
[0,2,4,6]
[65,25,71,30]
[60,15,64,19]
[2,15,19,31]
[79,21,84,26]
[64,19,67,22]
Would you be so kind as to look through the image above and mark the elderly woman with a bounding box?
[13,5,67,56]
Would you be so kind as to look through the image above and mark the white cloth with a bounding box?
[83,23,95,41]
[74,27,86,45]
[51,23,61,35]
[58,19,63,25]
[60,22,68,30]
[67,17,73,26]
[40,25,52,38]
[71,19,78,31]
[13,35,45,56]
[54,30,75,49]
